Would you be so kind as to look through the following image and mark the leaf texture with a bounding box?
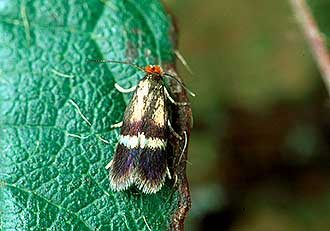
[0,0,181,230]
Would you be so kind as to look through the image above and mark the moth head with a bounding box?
[144,65,164,77]
[86,59,196,97]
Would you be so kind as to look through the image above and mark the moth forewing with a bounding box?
[108,73,169,193]
[86,60,192,193]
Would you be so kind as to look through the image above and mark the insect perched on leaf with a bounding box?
[88,60,194,193]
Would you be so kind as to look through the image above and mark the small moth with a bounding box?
[88,60,192,193]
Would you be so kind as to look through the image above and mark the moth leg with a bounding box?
[114,83,137,93]
[172,131,188,187]
[166,167,172,179]
[111,121,123,128]
[69,99,92,126]
[105,160,113,170]
[174,50,194,75]
[173,174,178,187]
[164,87,190,106]
[177,131,188,165]
[98,135,111,144]
[167,120,182,140]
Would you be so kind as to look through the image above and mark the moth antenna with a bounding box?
[87,59,145,72]
[164,73,196,97]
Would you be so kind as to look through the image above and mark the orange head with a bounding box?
[144,65,164,77]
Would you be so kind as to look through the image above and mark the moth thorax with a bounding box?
[144,65,164,77]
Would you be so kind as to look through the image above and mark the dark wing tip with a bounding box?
[107,143,169,193]
[107,144,138,192]
[134,148,168,194]
[135,174,167,194]
[109,172,134,192]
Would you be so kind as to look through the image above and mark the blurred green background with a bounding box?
[166,0,330,230]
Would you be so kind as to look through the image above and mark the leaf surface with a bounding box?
[0,0,181,230]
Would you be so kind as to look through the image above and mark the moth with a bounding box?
[88,60,193,193]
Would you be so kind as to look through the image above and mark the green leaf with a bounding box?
[0,0,185,230]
